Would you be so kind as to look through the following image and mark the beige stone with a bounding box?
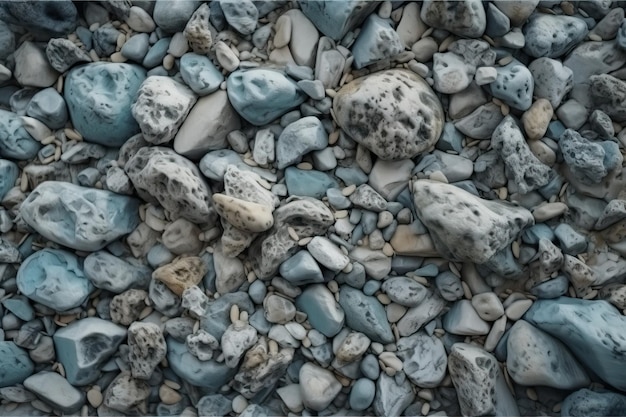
[390,225,439,257]
[213,193,274,233]
[152,256,207,296]
[522,98,553,140]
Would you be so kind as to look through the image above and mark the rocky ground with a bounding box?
[0,0,626,416]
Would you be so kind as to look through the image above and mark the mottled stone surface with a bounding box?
[397,332,447,388]
[0,342,34,388]
[127,322,167,379]
[420,0,486,38]
[0,109,41,160]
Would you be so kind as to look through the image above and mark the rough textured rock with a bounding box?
[45,37,92,73]
[561,389,626,417]
[351,14,403,69]
[523,14,588,58]
[396,332,447,388]
[0,109,42,160]
[0,0,77,38]
[127,322,167,380]
[420,0,486,38]
[153,256,207,296]
[590,73,626,123]
[559,129,623,185]
[84,251,151,293]
[109,289,148,325]
[333,69,444,160]
[489,59,534,111]
[103,372,150,415]
[338,286,394,344]
[0,342,34,388]
[373,373,415,417]
[299,363,341,411]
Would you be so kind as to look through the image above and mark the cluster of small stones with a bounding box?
[0,1,626,417]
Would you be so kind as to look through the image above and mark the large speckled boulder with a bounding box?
[333,69,444,160]
[64,63,146,147]
[412,180,534,264]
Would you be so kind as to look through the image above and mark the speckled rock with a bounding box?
[397,332,447,388]
[153,256,207,296]
[351,14,403,69]
[338,286,394,344]
[523,14,588,58]
[0,0,77,38]
[23,371,84,414]
[179,53,223,96]
[528,57,573,109]
[373,373,415,417]
[103,372,150,415]
[127,322,167,379]
[589,73,626,123]
[420,0,486,38]
[559,129,623,185]
[561,389,626,417]
[84,251,151,293]
[489,59,534,111]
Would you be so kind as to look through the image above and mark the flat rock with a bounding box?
[220,0,257,35]
[84,251,151,293]
[20,181,140,251]
[420,0,486,38]
[299,363,341,411]
[23,371,84,414]
[333,69,444,160]
[196,394,233,417]
[295,284,345,337]
[45,37,92,73]
[453,102,504,140]
[381,277,428,307]
[0,0,77,38]
[307,236,350,272]
[373,373,415,417]
[180,53,224,96]
[338,286,393,344]
[279,250,324,285]
[127,322,166,379]
[285,167,339,199]
[0,109,41,160]
[26,87,68,130]
[299,1,378,41]
[167,337,236,389]
[396,332,447,388]
[0,342,34,388]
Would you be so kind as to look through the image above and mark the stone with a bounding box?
[127,322,166,379]
[14,41,59,88]
[196,394,232,417]
[396,2,427,47]
[184,3,212,54]
[142,37,170,69]
[556,99,589,130]
[276,116,328,169]
[126,5,155,32]
[213,194,274,233]
[368,159,415,201]
[435,271,464,301]
[349,378,375,411]
[0,160,18,201]
[299,363,341,411]
[523,14,588,58]
[0,342,34,388]
[221,321,258,368]
[162,218,202,255]
[506,320,589,389]
[0,21,14,60]
[338,286,393,344]
[285,167,338,198]
[471,292,504,321]
[131,76,196,145]
[220,0,257,35]
[153,256,207,296]
[590,74,626,123]
[524,297,626,391]
[20,181,140,251]
[348,247,391,280]
[200,292,254,339]
[381,277,428,307]
[412,180,534,264]
[296,284,345,337]
[23,372,84,414]
[125,147,212,223]
[373,373,415,417]
[560,129,622,185]
[432,52,472,94]
[307,236,350,272]
[443,299,491,336]
[453,103,504,140]
[153,0,200,33]
[103,372,150,415]
[351,14,403,69]
[349,184,388,212]
[84,251,151,293]
[561,389,626,417]
[0,109,41,160]
[186,329,220,361]
[299,1,378,41]
[283,9,318,68]
[227,69,305,126]
[109,288,148,326]
[168,337,236,389]
[53,317,126,386]
[492,116,551,193]
[179,53,224,96]
[396,332,447,388]
[489,59,534,111]
[420,0,486,38]
[26,88,68,130]
[92,25,120,57]
[333,69,443,160]
[522,98,553,141]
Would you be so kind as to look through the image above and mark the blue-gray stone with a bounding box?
[147,244,175,269]
[360,210,378,235]
[276,116,328,169]
[76,26,92,50]
[360,353,380,380]
[26,88,68,130]
[489,59,534,111]
[0,159,18,201]
[0,0,77,38]
[20,181,140,251]
[84,251,152,293]
[349,378,375,411]
[249,310,271,335]
[336,262,366,289]
[524,297,626,391]
[560,129,623,184]
[435,271,464,302]
[362,279,381,296]
[121,33,150,63]
[335,166,369,186]
[200,292,254,339]
[64,63,146,147]
[326,188,351,210]
[142,37,171,69]
[0,21,15,60]
[530,275,569,299]
[296,284,345,337]
[153,0,200,33]
[279,250,324,286]
[2,296,34,322]
[199,149,276,183]
[522,223,555,245]
[485,3,510,38]
[179,53,224,96]
[523,14,588,58]
[92,25,120,57]
[297,79,325,100]
[285,167,339,199]
[248,279,267,304]
[197,394,232,417]
[299,1,378,41]
[589,73,626,123]
[414,264,439,277]
[0,109,41,160]
[382,277,428,307]
[17,249,92,312]
[561,388,626,417]
[53,317,126,386]
[351,14,403,69]
[436,122,464,153]
[538,172,564,200]
[0,342,34,388]
[167,337,236,390]
[227,69,305,126]
[339,286,393,344]
[220,0,258,35]
[397,331,447,388]
[554,223,587,255]
[374,373,415,417]
[546,120,566,140]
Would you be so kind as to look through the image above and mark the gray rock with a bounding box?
[184,3,213,55]
[373,373,415,417]
[109,288,148,325]
[351,14,403,69]
[220,0,257,35]
[0,0,77,38]
[152,0,200,33]
[127,322,166,379]
[200,292,254,340]
[186,329,220,361]
[349,184,388,212]
[561,388,626,417]
[299,1,378,41]
[420,0,486,38]
[590,109,614,138]
[26,87,69,130]
[296,284,345,337]
[179,53,224,96]
[299,363,341,411]
[381,277,428,307]
[397,332,447,388]
[0,342,34,388]
[0,109,41,160]
[454,103,504,140]
[349,378,375,411]
[92,25,120,56]
[24,371,84,413]
[221,321,258,368]
[149,278,182,317]
[0,21,15,60]
[435,271,464,301]
[443,299,491,335]
[559,129,623,185]
[84,251,151,293]
[197,394,233,417]
[489,59,533,111]
[276,116,328,169]
[523,14,587,58]
[590,73,626,123]
[103,372,150,415]
[121,33,150,62]
[528,57,573,109]
[338,286,393,344]
[397,290,445,337]
[485,3,510,38]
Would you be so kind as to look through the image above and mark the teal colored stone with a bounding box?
[167,337,236,390]
[227,69,305,126]
[414,264,439,277]
[522,224,555,245]
[360,354,380,380]
[335,166,369,186]
[64,63,146,147]
[554,223,587,254]
[120,33,150,63]
[546,120,566,140]
[362,280,380,296]
[0,342,34,388]
[300,1,378,41]
[285,167,339,199]
[524,297,626,391]
[17,249,92,312]
[436,122,464,153]
[349,378,375,411]
[489,59,534,111]
[0,159,18,200]
[530,275,569,299]
[180,53,224,96]
[0,21,15,60]
[2,296,35,321]
[296,284,345,337]
[339,286,394,344]
[26,88,68,130]
[279,250,324,286]
[561,388,626,417]
[0,109,41,160]
[276,116,328,169]
[351,14,403,69]
[197,394,232,417]
[336,262,366,289]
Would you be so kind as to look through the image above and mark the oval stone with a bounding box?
[0,109,41,160]
[0,342,34,388]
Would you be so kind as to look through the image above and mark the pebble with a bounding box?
[23,371,84,413]
[299,363,341,411]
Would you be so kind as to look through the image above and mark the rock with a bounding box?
[443,299,491,336]
[381,277,428,307]
[184,3,212,54]
[127,322,166,379]
[299,363,341,411]
[506,320,589,389]
[524,297,626,391]
[349,378,375,411]
[162,218,202,255]
[110,289,148,325]
[522,98,553,141]
[152,0,200,33]
[45,37,91,74]
[0,109,41,160]
[221,321,258,368]
[276,116,327,169]
[26,88,68,130]
[92,25,120,56]
[296,284,345,337]
[213,194,274,233]
[0,0,77,38]
[23,372,84,413]
[559,129,622,185]
[349,184,388,212]
[396,332,447,388]
[523,14,588,58]
[351,14,403,69]
[53,317,127,385]
[20,181,140,251]
[0,21,14,60]
[186,329,220,361]
[285,167,338,198]
[453,102,504,140]
[0,342,34,388]
[396,2,427,47]
[373,373,415,417]
[126,5,155,32]
[307,236,350,272]
[125,147,212,223]
[84,251,151,293]
[412,180,534,264]
[153,256,207,296]
[0,160,18,201]
[556,99,589,130]
[435,271,464,301]
[338,286,393,344]
[169,336,236,389]
[590,74,626,123]
[200,292,254,339]
[264,294,296,324]
[489,59,534,111]
[103,372,150,415]
[227,69,305,126]
[299,1,378,41]
[420,0,486,38]
[314,37,345,89]
[561,389,626,417]
[179,53,224,96]
[432,52,472,95]
[335,331,370,364]
[196,394,233,417]
[283,9,318,67]
[368,159,415,201]
[220,0,257,35]
[333,69,443,160]
[492,116,551,193]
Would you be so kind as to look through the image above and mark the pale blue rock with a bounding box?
[335,166,369,186]
[276,116,328,169]
[199,292,254,339]
[53,317,127,386]
[64,63,146,147]
[360,354,380,380]
[20,181,140,251]
[326,188,351,210]
[351,14,403,69]
[420,0,486,38]
[197,394,232,417]
[142,37,170,69]
[2,296,35,321]
[554,223,587,255]
[0,109,41,160]
[220,0,258,35]
[299,1,378,41]
[559,129,623,185]
[279,250,324,285]
[530,275,569,299]
[528,57,574,109]
[26,88,68,130]
[0,342,34,388]
[489,59,533,111]
[374,373,415,417]
[153,0,200,33]
[120,33,150,62]
[0,21,15,60]
[285,167,339,199]
[338,286,393,344]
[23,371,85,414]
[349,378,375,411]
[436,122,464,153]
[180,53,224,96]
[17,249,92,312]
[0,0,77,38]
[435,271,464,301]
[381,277,428,307]
[84,251,152,293]
[397,332,447,388]
[296,284,345,337]
[523,14,588,58]
[0,159,18,201]
[199,149,276,183]
[524,297,626,391]
[561,389,626,417]
[93,26,120,56]
[227,69,305,126]
[167,337,236,389]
